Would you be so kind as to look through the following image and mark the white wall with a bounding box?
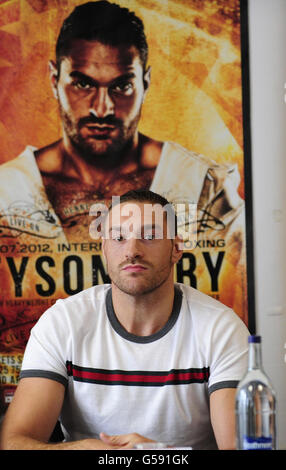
[248,0,286,449]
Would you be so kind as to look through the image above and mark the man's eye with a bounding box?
[111,232,124,241]
[143,233,155,240]
[72,80,93,90]
[112,82,133,96]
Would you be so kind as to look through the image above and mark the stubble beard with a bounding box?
[106,255,174,297]
[59,107,141,165]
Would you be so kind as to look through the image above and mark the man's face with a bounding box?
[51,39,150,160]
[102,201,182,296]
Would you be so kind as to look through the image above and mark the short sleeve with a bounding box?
[19,301,69,387]
[208,308,249,394]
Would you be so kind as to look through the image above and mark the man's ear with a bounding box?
[49,60,59,100]
[171,235,183,265]
[143,66,151,93]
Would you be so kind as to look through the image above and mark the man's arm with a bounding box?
[0,377,154,450]
[209,387,237,450]
[0,377,115,450]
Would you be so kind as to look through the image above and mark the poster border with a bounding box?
[240,0,256,333]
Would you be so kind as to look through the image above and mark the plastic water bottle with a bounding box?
[235,335,276,450]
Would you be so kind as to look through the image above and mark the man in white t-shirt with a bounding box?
[0,189,249,450]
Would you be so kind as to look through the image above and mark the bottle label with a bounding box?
[243,436,273,450]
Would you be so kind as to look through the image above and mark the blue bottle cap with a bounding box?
[248,335,261,343]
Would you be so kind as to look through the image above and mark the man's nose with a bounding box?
[90,87,115,119]
[125,237,143,261]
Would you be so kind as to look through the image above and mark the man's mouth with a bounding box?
[122,265,147,272]
[85,124,115,137]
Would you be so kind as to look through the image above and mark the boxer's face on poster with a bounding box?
[50,39,150,160]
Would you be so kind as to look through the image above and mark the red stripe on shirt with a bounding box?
[66,362,210,386]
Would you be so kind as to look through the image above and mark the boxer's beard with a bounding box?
[59,107,141,166]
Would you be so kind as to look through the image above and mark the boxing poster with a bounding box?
[0,0,254,411]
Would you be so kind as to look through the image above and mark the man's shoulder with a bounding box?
[55,284,110,311]
[178,283,231,314]
[0,141,63,175]
[35,284,111,332]
[34,140,64,174]
[177,283,245,327]
[139,135,164,168]
[178,283,248,336]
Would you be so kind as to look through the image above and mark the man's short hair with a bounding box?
[108,189,178,237]
[117,189,172,208]
[56,1,148,74]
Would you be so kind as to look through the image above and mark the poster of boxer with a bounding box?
[0,0,254,411]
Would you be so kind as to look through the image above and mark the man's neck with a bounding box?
[60,134,140,185]
[110,278,175,337]
[35,133,163,185]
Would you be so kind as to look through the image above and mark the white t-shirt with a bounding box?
[20,283,249,450]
